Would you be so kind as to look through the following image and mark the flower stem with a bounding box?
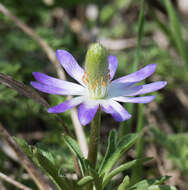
[87,109,101,168]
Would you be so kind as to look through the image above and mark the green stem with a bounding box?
[87,109,101,168]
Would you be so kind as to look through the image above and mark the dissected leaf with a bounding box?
[14,137,33,157]
[128,176,171,190]
[148,185,177,190]
[100,133,138,177]
[34,149,70,190]
[98,130,117,174]
[102,157,151,188]
[77,176,93,187]
[63,134,87,175]
[117,176,130,190]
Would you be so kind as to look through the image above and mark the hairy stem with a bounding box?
[87,109,101,168]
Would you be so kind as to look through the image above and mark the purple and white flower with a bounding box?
[31,49,166,126]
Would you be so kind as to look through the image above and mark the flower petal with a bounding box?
[112,95,156,104]
[107,82,142,98]
[32,72,85,95]
[100,100,131,122]
[127,81,167,96]
[78,101,99,126]
[108,55,118,80]
[113,64,156,83]
[56,50,85,85]
[31,81,85,96]
[48,96,84,113]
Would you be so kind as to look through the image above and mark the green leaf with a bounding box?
[120,0,145,136]
[117,176,130,190]
[164,0,188,65]
[98,130,117,174]
[102,158,150,188]
[77,176,94,187]
[100,5,116,23]
[148,185,177,190]
[99,133,138,177]
[14,137,33,157]
[63,134,86,175]
[88,166,103,190]
[34,149,70,190]
[128,176,171,190]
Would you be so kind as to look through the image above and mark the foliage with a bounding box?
[0,0,187,189]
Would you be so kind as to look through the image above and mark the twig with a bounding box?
[70,108,88,158]
[0,123,53,190]
[0,181,7,190]
[0,172,32,190]
[0,2,88,158]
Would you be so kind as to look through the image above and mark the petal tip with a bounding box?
[30,81,35,86]
[80,120,89,126]
[163,81,167,86]
[32,72,37,75]
[47,108,56,113]
[159,81,167,89]
[147,63,157,73]
[127,113,132,120]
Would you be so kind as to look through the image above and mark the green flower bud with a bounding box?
[83,43,110,99]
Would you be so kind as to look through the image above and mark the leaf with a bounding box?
[34,149,70,190]
[0,73,49,107]
[102,158,151,188]
[63,134,86,175]
[14,137,33,157]
[164,0,188,65]
[117,176,130,190]
[99,133,138,177]
[148,185,177,190]
[88,166,103,190]
[98,130,117,174]
[77,176,93,187]
[128,176,171,190]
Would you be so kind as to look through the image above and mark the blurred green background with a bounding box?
[0,0,188,189]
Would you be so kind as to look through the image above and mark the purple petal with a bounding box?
[31,81,85,96]
[32,72,85,95]
[56,50,85,85]
[127,81,167,96]
[48,96,84,113]
[107,82,142,98]
[108,55,118,80]
[113,64,156,83]
[78,101,99,126]
[101,100,131,122]
[112,95,156,104]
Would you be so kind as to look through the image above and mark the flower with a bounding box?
[31,43,166,126]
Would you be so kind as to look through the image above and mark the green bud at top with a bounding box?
[83,43,110,99]
[85,43,108,79]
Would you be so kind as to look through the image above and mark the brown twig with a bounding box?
[0,2,88,175]
[0,172,32,190]
[0,123,53,190]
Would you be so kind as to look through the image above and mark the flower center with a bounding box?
[82,72,110,99]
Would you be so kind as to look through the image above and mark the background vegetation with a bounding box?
[0,0,188,189]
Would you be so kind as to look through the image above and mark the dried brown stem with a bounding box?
[0,2,88,176]
[0,123,53,190]
[0,2,88,156]
[0,172,32,190]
